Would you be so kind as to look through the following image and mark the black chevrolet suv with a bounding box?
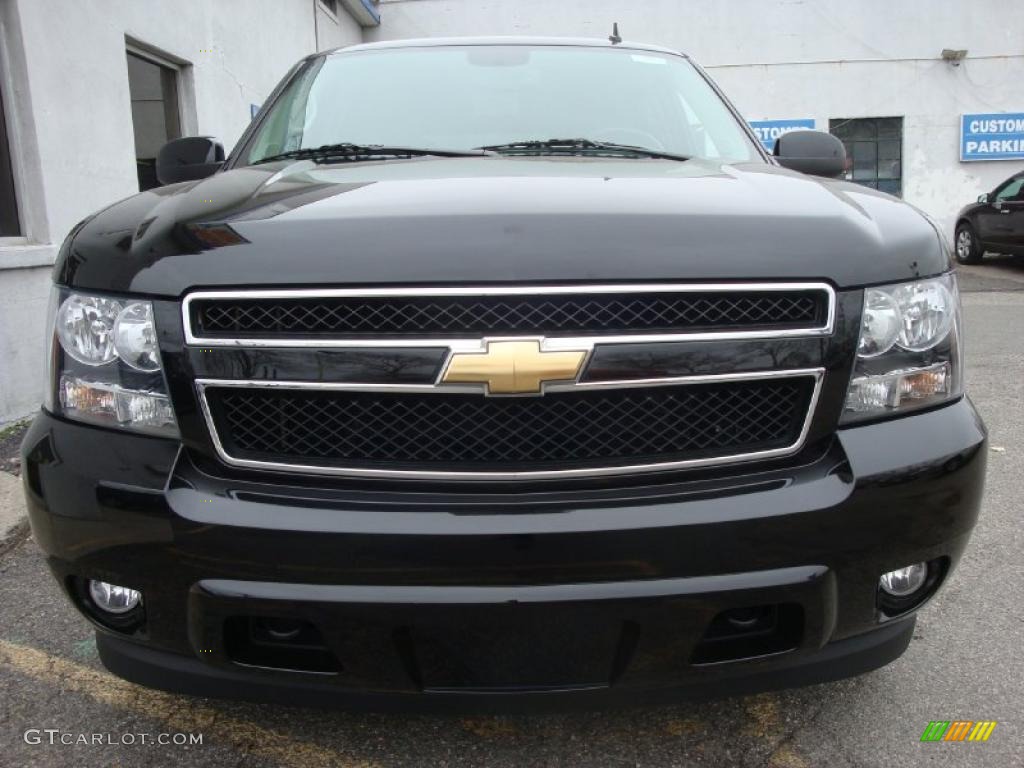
[22,38,986,710]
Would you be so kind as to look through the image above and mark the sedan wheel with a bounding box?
[955,225,982,264]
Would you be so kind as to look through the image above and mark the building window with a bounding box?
[829,117,903,197]
[0,83,20,236]
[126,50,182,191]
[319,0,339,17]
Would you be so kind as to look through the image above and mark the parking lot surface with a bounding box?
[1,259,1022,767]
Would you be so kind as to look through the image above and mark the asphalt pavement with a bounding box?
[1,258,1022,767]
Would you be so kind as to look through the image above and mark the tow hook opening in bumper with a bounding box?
[691,603,804,665]
[224,616,340,675]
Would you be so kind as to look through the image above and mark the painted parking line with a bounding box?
[0,639,379,768]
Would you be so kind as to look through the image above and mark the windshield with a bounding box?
[243,45,761,165]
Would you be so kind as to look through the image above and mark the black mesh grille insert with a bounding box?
[206,377,814,473]
[191,290,827,339]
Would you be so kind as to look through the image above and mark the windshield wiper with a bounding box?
[477,138,690,161]
[252,143,495,165]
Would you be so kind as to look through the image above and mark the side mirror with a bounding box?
[156,137,225,186]
[977,193,990,204]
[774,130,847,178]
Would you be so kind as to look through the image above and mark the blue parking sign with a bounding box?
[748,119,816,151]
[961,113,1024,161]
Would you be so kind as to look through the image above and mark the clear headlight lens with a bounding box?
[891,279,955,352]
[113,302,161,372]
[858,289,900,358]
[843,274,962,423]
[56,294,123,365]
[48,289,179,437]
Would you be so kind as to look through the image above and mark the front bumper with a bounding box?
[21,398,986,710]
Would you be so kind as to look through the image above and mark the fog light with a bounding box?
[88,580,142,614]
[879,563,928,597]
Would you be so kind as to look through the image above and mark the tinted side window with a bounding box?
[995,178,1024,202]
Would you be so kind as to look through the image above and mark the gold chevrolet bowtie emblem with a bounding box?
[441,340,587,395]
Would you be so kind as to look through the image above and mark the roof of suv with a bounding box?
[329,36,687,58]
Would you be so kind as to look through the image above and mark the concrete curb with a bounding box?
[0,471,28,548]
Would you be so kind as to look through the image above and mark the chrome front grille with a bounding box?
[202,375,817,477]
[183,283,835,346]
[186,283,834,480]
[188,287,828,340]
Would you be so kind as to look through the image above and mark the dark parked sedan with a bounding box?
[955,171,1024,263]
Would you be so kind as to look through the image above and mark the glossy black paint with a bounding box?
[54,155,950,296]
[955,170,1024,255]
[187,347,447,383]
[22,396,985,707]
[773,130,846,178]
[95,618,914,712]
[156,137,225,186]
[583,338,824,380]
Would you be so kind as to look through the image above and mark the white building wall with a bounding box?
[317,1,365,52]
[0,0,365,423]
[369,0,1024,231]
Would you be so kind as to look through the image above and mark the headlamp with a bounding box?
[46,289,178,437]
[843,274,962,422]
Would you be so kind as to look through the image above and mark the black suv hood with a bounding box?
[58,157,949,297]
